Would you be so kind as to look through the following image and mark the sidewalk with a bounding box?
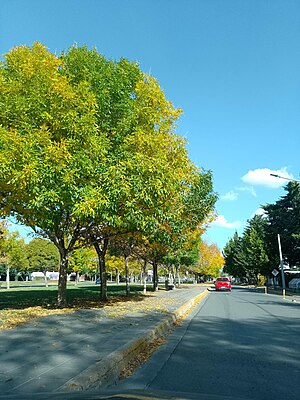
[0,284,209,396]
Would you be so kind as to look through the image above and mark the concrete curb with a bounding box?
[58,289,209,392]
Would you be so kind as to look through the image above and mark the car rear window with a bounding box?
[216,278,230,281]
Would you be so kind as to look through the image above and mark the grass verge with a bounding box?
[0,284,147,330]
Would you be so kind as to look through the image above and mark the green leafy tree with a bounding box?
[242,215,270,281]
[26,238,59,286]
[263,182,300,267]
[0,43,217,305]
[69,247,97,282]
[224,216,272,283]
[0,221,28,288]
[0,43,107,305]
[59,45,186,299]
[62,46,217,297]
[224,183,300,283]
[105,253,125,283]
[223,232,247,279]
[108,236,136,295]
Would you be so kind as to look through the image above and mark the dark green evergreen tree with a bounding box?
[242,215,270,282]
[263,182,300,267]
[223,232,247,279]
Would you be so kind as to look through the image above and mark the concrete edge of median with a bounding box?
[58,289,209,392]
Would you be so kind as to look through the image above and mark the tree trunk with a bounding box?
[94,238,109,302]
[153,259,158,291]
[142,259,147,294]
[57,251,68,307]
[51,228,81,307]
[176,266,181,287]
[125,255,130,296]
[44,271,48,288]
[6,265,10,290]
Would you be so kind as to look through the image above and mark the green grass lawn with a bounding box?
[0,283,149,310]
[0,283,154,330]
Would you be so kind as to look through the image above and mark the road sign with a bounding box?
[272,269,279,276]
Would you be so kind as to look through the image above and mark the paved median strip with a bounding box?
[59,289,209,392]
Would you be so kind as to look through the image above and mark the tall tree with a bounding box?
[0,43,217,305]
[62,46,217,296]
[0,43,106,305]
[224,183,300,283]
[26,238,59,286]
[224,215,274,282]
[242,215,270,281]
[0,221,28,288]
[68,246,97,282]
[223,232,247,279]
[197,240,224,278]
[263,182,300,267]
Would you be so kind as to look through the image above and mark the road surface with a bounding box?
[116,287,300,400]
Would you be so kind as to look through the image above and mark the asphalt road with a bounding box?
[115,287,300,400]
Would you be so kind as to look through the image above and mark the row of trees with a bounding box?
[0,43,219,305]
[0,222,59,287]
[0,219,223,291]
[223,182,300,284]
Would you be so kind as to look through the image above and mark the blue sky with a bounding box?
[1,0,299,249]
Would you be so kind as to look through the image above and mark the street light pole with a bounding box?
[277,234,286,298]
[270,173,300,183]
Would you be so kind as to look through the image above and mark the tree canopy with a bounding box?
[223,182,300,283]
[0,221,28,287]
[26,238,59,273]
[263,182,300,267]
[0,43,217,304]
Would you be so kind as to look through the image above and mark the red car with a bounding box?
[215,277,232,291]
